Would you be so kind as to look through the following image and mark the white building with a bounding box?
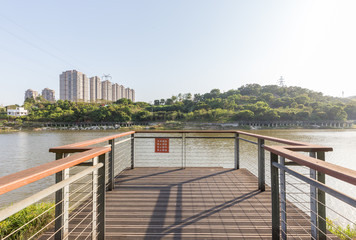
[7,107,28,117]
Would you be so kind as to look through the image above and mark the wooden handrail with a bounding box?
[49,131,135,151]
[135,130,238,133]
[264,145,356,186]
[135,130,328,148]
[0,147,110,196]
[236,131,309,146]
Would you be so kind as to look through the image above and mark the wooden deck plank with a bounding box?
[106,167,273,239]
[40,167,339,239]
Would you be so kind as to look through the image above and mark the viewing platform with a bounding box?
[0,130,355,239]
[106,167,293,239]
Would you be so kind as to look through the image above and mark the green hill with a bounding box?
[12,84,356,122]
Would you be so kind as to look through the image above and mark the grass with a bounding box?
[327,218,356,240]
[0,202,55,240]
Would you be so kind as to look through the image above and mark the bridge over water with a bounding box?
[0,130,355,239]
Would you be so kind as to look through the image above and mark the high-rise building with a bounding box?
[124,87,130,99]
[127,88,132,101]
[60,70,72,100]
[60,70,87,102]
[90,76,101,102]
[83,74,89,102]
[131,89,135,102]
[113,83,122,102]
[118,85,124,100]
[112,83,117,102]
[101,80,112,101]
[59,70,135,103]
[24,89,39,100]
[42,88,55,101]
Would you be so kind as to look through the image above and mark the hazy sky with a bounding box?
[1,0,356,106]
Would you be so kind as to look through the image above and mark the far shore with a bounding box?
[0,121,355,132]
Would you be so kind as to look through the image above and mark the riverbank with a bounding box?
[1,120,355,132]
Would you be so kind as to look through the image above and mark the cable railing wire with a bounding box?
[32,176,99,239]
[282,182,354,240]
[30,172,100,239]
[286,173,356,225]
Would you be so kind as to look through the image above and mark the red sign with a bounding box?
[155,138,169,153]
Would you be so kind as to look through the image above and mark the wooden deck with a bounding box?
[105,167,307,239]
[37,167,339,239]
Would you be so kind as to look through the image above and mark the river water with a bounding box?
[0,129,355,225]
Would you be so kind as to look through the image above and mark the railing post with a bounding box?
[271,152,280,240]
[92,157,98,239]
[182,133,186,168]
[258,138,265,191]
[131,134,135,169]
[234,133,239,169]
[97,154,106,239]
[309,152,317,240]
[280,157,287,240]
[108,139,115,191]
[55,153,69,240]
[317,151,326,240]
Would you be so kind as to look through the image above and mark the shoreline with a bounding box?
[0,121,355,132]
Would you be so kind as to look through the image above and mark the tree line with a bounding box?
[3,84,356,122]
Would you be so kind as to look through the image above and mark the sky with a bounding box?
[1,0,356,106]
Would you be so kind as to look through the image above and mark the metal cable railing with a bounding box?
[0,131,134,240]
[1,130,355,239]
[0,163,103,240]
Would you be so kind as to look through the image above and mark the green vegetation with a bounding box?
[0,202,55,239]
[327,218,356,240]
[0,106,7,119]
[8,84,356,123]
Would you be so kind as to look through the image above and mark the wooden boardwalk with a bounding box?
[38,167,339,239]
[106,167,309,239]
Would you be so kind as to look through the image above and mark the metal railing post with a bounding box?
[234,133,239,169]
[97,154,106,239]
[258,138,265,191]
[182,133,186,168]
[55,153,69,240]
[108,139,115,191]
[317,151,326,240]
[280,157,287,240]
[92,157,98,239]
[271,152,280,240]
[131,134,135,169]
[309,152,317,240]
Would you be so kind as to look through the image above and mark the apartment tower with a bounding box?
[131,89,135,102]
[42,88,55,101]
[60,70,89,102]
[24,89,39,100]
[90,76,101,102]
[60,70,135,103]
[101,80,112,101]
